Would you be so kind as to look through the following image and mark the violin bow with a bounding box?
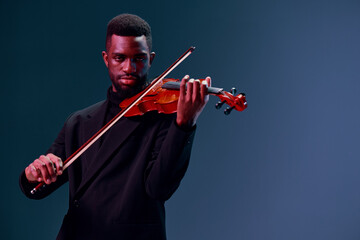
[31,46,196,194]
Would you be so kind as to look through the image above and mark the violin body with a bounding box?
[120,79,180,117]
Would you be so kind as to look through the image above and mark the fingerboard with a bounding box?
[162,81,223,94]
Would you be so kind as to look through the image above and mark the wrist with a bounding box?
[176,118,194,128]
[176,119,196,132]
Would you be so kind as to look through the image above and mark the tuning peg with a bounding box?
[224,106,235,115]
[215,100,225,109]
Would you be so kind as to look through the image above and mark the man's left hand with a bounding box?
[176,75,211,129]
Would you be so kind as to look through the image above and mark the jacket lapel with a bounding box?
[74,115,142,198]
[80,100,108,172]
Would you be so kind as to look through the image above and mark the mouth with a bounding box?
[118,77,138,87]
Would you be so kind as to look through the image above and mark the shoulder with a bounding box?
[66,100,107,124]
[74,100,107,116]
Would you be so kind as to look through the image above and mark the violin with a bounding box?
[30,47,247,194]
[120,78,247,116]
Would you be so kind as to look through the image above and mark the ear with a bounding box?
[149,52,156,65]
[102,51,109,68]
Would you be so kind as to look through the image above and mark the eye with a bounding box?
[114,56,125,62]
[134,56,147,62]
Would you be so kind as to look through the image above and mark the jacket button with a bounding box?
[74,200,80,208]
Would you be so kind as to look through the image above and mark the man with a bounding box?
[19,14,210,239]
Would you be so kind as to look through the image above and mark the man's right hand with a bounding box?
[25,153,63,184]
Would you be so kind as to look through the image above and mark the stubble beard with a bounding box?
[111,74,148,99]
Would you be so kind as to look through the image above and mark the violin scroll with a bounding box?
[215,87,247,115]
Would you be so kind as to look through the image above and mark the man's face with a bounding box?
[102,35,155,97]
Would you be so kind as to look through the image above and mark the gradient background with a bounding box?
[1,0,360,239]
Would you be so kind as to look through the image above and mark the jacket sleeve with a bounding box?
[19,118,70,200]
[144,116,196,201]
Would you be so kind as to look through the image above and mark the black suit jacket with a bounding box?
[20,99,196,240]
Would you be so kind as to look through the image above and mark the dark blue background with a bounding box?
[1,0,360,239]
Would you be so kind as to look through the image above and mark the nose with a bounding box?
[123,58,136,74]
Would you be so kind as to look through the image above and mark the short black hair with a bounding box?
[106,14,152,51]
